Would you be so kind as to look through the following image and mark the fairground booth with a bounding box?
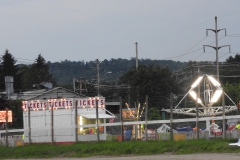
[21,87,116,143]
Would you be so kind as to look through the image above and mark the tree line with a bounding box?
[0,49,56,93]
[1,49,240,113]
[1,49,240,100]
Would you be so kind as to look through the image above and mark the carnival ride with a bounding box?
[162,74,238,136]
[123,75,238,139]
[156,124,177,133]
[163,74,237,116]
[123,102,147,139]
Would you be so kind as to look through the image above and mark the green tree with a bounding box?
[118,64,182,102]
[223,82,240,105]
[22,54,57,90]
[0,49,21,92]
[148,108,161,120]
[226,54,240,62]
[8,99,23,129]
[221,54,240,84]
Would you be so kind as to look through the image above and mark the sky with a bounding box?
[0,0,240,64]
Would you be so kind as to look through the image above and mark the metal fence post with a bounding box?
[51,104,54,145]
[75,100,78,143]
[28,107,31,144]
[96,98,99,142]
[5,108,8,147]
[222,94,226,139]
[170,93,173,141]
[145,95,148,141]
[119,97,123,141]
[196,82,200,139]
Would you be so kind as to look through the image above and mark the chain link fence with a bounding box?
[0,96,240,147]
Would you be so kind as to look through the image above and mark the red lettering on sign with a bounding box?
[100,100,104,105]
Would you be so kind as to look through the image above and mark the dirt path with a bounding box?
[7,153,240,160]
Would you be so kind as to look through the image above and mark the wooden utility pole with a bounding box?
[96,59,100,96]
[135,42,138,71]
[79,78,82,95]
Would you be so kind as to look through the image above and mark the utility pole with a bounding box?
[79,78,82,95]
[135,42,138,71]
[96,59,100,97]
[203,17,230,140]
[203,16,230,81]
[135,42,139,105]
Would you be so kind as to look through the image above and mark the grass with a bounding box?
[0,139,240,159]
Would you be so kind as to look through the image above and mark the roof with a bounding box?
[10,87,87,101]
[79,113,115,119]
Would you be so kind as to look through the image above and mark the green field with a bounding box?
[0,139,240,159]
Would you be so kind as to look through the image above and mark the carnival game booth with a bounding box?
[22,97,116,143]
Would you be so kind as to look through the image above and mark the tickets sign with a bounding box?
[22,97,105,110]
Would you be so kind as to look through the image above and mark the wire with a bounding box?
[226,35,240,37]
[140,18,213,43]
[166,35,226,61]
[218,10,240,19]
[176,36,207,61]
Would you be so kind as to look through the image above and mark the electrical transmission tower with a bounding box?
[203,16,231,81]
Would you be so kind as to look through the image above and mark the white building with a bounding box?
[21,87,116,143]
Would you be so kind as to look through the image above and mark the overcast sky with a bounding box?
[1,0,240,64]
